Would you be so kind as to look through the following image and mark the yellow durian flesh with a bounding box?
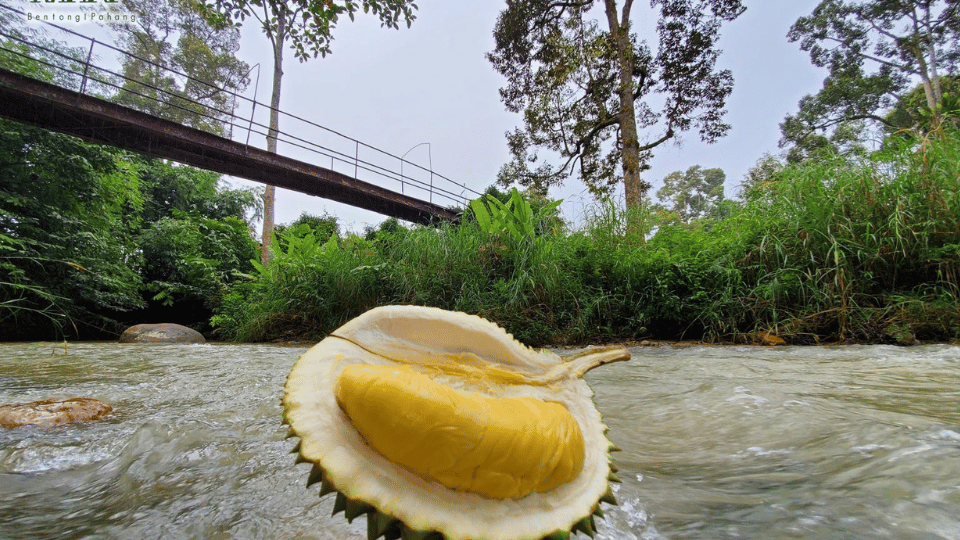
[283,306,630,540]
[335,363,585,500]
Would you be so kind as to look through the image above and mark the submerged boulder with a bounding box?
[0,398,113,428]
[119,323,206,344]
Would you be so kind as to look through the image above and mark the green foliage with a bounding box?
[197,0,418,61]
[655,166,725,223]
[469,188,562,242]
[0,85,259,339]
[737,125,960,342]
[0,23,92,91]
[0,235,75,340]
[487,0,745,206]
[0,119,146,339]
[108,0,251,136]
[137,211,256,313]
[217,131,960,345]
[886,76,960,135]
[782,0,960,158]
[211,221,382,341]
[129,157,260,327]
[275,212,340,246]
[138,158,262,223]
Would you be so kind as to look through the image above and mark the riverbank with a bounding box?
[207,130,959,347]
[5,127,955,345]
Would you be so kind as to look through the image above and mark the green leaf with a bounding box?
[470,199,493,234]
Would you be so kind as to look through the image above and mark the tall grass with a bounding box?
[213,129,960,345]
[736,128,960,342]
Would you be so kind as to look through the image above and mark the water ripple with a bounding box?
[1,342,959,539]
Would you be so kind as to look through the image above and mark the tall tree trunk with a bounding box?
[913,3,942,127]
[603,0,645,235]
[260,9,287,266]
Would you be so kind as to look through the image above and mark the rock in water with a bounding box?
[283,305,631,540]
[119,323,206,343]
[0,398,113,428]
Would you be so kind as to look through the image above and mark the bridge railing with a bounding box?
[0,3,482,211]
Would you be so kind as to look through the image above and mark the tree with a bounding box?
[783,118,872,164]
[274,212,341,250]
[487,0,745,215]
[137,211,258,322]
[131,158,261,323]
[0,45,262,339]
[107,0,251,136]
[886,74,960,133]
[0,119,146,339]
[198,0,418,266]
[0,7,94,92]
[655,165,725,222]
[739,153,785,202]
[782,0,960,152]
[136,158,262,224]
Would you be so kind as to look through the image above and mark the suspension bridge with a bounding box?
[0,5,479,224]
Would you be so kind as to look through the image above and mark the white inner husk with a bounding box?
[283,306,612,540]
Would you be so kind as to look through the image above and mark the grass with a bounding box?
[212,128,960,345]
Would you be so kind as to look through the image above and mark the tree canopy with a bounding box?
[196,0,418,265]
[198,0,418,61]
[106,0,251,136]
[0,36,262,339]
[488,0,745,211]
[782,0,960,154]
[655,165,725,223]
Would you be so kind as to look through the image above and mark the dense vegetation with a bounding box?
[0,14,262,341]
[3,107,957,345]
[211,126,960,346]
[2,0,957,345]
[0,120,261,341]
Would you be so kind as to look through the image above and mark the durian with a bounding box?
[282,306,630,540]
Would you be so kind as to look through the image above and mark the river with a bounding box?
[1,342,958,539]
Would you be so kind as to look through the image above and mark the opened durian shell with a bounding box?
[282,306,629,540]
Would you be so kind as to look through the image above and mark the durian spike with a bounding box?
[345,498,374,522]
[367,510,401,540]
[539,347,630,383]
[571,515,596,538]
[332,492,348,516]
[541,532,570,540]
[318,477,336,497]
[306,463,324,487]
[599,485,618,506]
[400,526,439,540]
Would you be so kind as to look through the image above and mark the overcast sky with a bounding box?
[21,0,829,232]
[222,0,828,233]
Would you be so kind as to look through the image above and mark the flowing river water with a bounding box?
[1,342,958,540]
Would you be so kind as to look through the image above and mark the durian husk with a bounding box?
[282,306,629,540]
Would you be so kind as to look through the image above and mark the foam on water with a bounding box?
[1,342,959,539]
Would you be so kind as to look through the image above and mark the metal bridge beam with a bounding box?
[0,67,459,225]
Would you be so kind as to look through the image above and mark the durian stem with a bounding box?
[541,347,631,382]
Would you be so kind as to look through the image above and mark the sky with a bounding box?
[223,0,828,233]
[16,0,829,233]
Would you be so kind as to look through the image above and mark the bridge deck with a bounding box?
[0,67,458,225]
